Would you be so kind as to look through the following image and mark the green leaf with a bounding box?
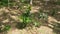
[4,25,11,31]
[26,17,31,23]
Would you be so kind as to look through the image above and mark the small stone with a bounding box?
[10,16,19,21]
[2,19,9,23]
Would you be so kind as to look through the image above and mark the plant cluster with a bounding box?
[0,24,11,32]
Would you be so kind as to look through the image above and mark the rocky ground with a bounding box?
[0,6,60,34]
[0,0,60,34]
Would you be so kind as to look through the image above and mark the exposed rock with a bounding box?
[48,16,58,24]
[2,19,9,23]
[10,15,19,21]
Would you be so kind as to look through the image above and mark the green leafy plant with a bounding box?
[36,10,48,20]
[38,9,48,20]
[19,5,31,23]
[0,25,11,32]
[17,4,31,29]
[3,25,11,31]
